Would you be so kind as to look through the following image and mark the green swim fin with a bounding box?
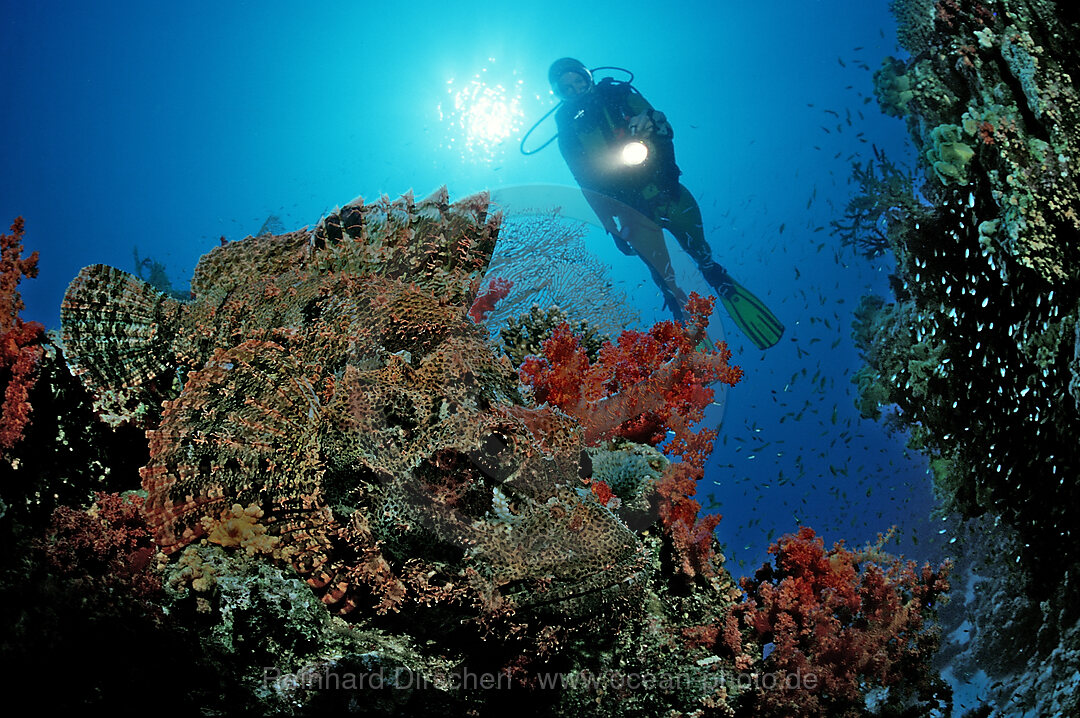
[718,280,784,350]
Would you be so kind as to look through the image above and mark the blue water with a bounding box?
[1,2,950,581]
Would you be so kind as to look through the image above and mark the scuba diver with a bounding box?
[543,57,784,350]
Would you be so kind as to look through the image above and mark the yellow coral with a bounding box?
[201,503,280,556]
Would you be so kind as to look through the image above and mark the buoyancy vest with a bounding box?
[556,79,681,207]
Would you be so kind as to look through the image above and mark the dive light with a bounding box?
[621,125,648,166]
[621,140,648,166]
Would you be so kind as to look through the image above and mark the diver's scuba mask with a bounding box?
[549,57,594,99]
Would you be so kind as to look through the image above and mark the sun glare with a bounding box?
[439,59,525,165]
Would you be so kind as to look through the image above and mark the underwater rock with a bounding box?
[936,515,1080,717]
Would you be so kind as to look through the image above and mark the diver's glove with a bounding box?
[629,110,672,138]
[609,231,637,257]
[628,112,654,136]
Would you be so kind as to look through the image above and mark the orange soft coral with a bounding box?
[1,217,44,451]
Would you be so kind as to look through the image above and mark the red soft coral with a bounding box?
[654,462,724,577]
[519,293,741,577]
[42,492,163,603]
[1,217,45,452]
[468,276,513,322]
[519,292,741,445]
[518,321,604,408]
[734,527,953,717]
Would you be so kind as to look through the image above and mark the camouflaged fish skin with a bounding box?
[61,189,646,616]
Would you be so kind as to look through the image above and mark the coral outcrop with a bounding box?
[858,0,1080,596]
[54,189,758,714]
[62,189,648,625]
[857,0,1080,712]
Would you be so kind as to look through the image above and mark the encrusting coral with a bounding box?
[200,502,281,556]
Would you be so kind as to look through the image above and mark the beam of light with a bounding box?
[438,59,526,165]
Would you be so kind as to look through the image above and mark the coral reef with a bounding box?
[163,541,473,714]
[0,491,219,712]
[52,188,763,713]
[587,439,668,513]
[856,0,1080,712]
[873,57,916,118]
[39,491,162,602]
[890,0,936,56]
[0,185,952,715]
[518,295,742,446]
[499,303,608,366]
[858,0,1080,599]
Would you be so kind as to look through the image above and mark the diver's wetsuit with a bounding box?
[555,78,729,320]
